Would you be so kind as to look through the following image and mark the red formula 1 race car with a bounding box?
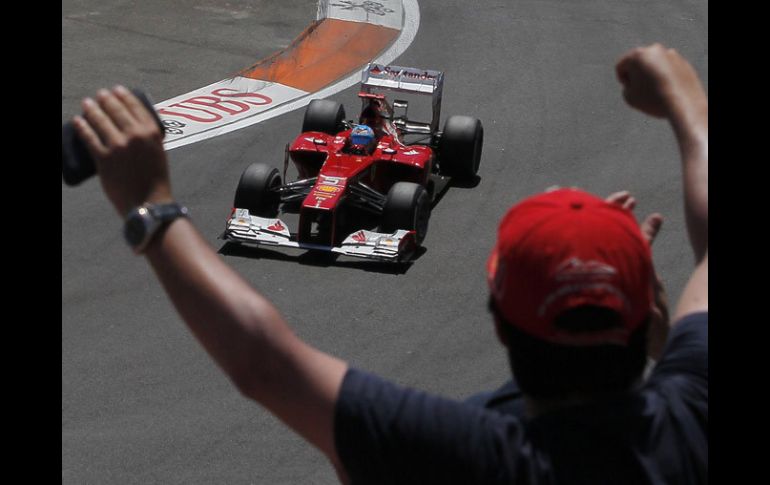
[222,63,483,261]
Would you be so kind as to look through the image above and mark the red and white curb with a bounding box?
[156,0,420,151]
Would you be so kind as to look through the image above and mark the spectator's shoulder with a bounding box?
[646,311,708,389]
[336,368,527,484]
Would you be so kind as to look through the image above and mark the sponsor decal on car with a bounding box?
[316,185,342,194]
[319,175,346,186]
[267,221,286,232]
[368,64,438,81]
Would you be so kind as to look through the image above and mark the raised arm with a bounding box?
[616,44,708,320]
[72,87,348,468]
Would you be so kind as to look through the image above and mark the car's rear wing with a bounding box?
[362,64,444,94]
[361,64,444,133]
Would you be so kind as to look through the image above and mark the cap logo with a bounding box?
[537,282,630,317]
[554,258,616,282]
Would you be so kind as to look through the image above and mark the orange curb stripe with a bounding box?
[240,18,399,93]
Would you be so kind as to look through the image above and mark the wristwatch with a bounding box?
[124,202,188,253]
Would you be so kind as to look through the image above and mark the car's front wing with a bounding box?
[222,208,417,261]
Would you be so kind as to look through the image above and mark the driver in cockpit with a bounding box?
[347,124,376,155]
[360,99,389,139]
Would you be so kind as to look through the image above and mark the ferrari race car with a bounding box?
[222,63,484,261]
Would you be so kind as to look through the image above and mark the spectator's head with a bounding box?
[487,188,654,399]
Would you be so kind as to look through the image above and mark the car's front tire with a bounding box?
[233,163,282,217]
[380,182,431,245]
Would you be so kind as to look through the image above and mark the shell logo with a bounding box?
[316,185,341,193]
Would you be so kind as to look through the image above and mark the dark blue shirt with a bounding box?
[334,312,707,484]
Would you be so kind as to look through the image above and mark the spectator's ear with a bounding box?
[489,297,510,348]
[494,317,510,348]
[487,295,508,348]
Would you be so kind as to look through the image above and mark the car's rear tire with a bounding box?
[302,99,346,135]
[233,163,282,217]
[438,115,484,181]
[380,182,431,245]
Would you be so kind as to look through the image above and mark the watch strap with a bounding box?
[148,202,189,223]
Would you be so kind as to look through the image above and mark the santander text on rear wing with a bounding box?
[362,64,444,95]
[361,64,445,132]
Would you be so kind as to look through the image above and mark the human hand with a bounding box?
[615,43,707,120]
[605,191,669,360]
[73,86,172,216]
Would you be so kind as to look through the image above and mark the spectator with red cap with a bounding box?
[71,43,707,483]
[465,186,671,416]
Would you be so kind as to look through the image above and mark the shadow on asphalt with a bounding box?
[216,174,477,275]
[449,175,482,190]
[218,242,426,275]
[430,174,481,208]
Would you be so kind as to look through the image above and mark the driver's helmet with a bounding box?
[350,124,375,146]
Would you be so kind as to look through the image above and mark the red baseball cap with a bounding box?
[487,188,653,346]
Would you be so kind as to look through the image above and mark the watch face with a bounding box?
[124,211,148,247]
[123,204,185,252]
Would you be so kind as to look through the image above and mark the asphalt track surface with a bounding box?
[62,1,708,483]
